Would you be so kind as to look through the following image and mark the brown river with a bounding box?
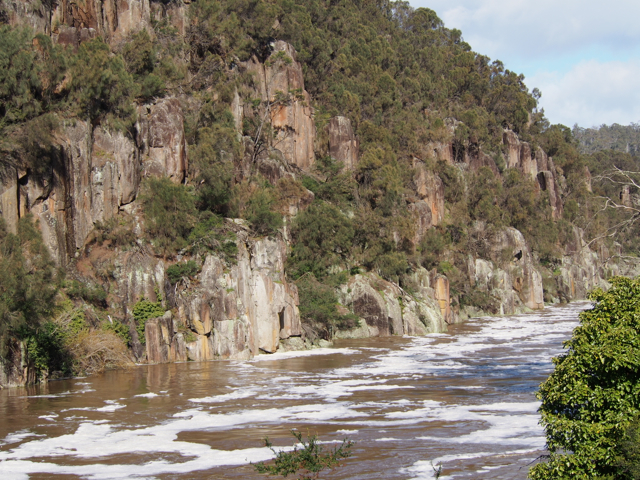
[0,302,587,480]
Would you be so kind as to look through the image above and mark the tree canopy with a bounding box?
[531,277,640,479]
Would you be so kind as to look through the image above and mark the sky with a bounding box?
[407,0,640,128]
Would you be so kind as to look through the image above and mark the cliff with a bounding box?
[1,0,638,387]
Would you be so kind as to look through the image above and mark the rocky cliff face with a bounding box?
[3,0,165,44]
[143,232,302,364]
[235,41,316,177]
[2,3,637,387]
[336,271,447,338]
[328,116,359,172]
[467,226,545,316]
[503,130,564,220]
[0,340,36,388]
[0,96,186,266]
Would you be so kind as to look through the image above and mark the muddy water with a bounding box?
[0,303,587,480]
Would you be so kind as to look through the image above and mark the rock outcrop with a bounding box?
[328,116,359,171]
[0,166,19,234]
[5,0,152,44]
[237,41,316,173]
[554,226,611,302]
[146,232,303,363]
[336,271,447,339]
[0,340,36,388]
[502,130,564,219]
[412,159,445,226]
[136,98,188,183]
[145,311,187,364]
[468,226,545,315]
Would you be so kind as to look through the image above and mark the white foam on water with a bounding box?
[134,393,160,398]
[26,391,71,398]
[0,303,588,478]
[1,431,44,446]
[95,404,125,413]
[189,388,257,403]
[62,400,125,413]
[402,447,541,480]
[38,414,59,420]
[0,400,371,478]
[0,445,278,479]
[250,347,359,362]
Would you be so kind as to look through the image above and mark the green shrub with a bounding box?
[166,260,200,284]
[0,215,58,360]
[26,319,73,380]
[103,318,131,346]
[66,280,108,307]
[69,37,136,124]
[296,275,358,339]
[140,177,197,257]
[288,202,354,280]
[0,27,66,125]
[616,417,640,478]
[186,212,238,262]
[191,121,238,213]
[459,287,499,314]
[254,430,353,479]
[374,251,409,283]
[244,187,283,236]
[419,228,450,271]
[132,298,165,345]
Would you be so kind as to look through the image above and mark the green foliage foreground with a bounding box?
[254,430,354,479]
[531,277,640,479]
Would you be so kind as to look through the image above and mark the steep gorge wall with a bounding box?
[0,97,186,265]
[1,4,636,385]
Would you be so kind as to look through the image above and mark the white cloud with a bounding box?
[409,0,640,61]
[529,59,640,127]
[407,0,640,126]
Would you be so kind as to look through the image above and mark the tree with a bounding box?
[530,276,640,479]
[69,38,136,124]
[140,177,197,257]
[288,201,354,280]
[0,215,58,360]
